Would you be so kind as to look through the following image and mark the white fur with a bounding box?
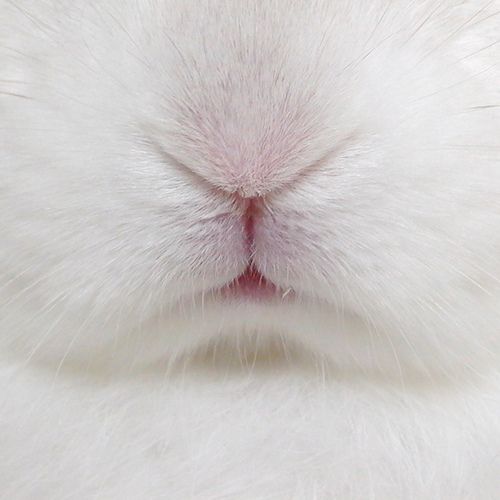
[1,1,500,498]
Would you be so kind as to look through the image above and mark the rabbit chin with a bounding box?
[11,289,494,381]
[96,300,498,381]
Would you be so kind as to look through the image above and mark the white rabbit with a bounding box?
[1,1,500,498]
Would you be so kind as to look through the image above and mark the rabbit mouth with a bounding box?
[217,265,295,302]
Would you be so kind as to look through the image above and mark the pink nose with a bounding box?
[219,168,284,199]
[176,131,314,198]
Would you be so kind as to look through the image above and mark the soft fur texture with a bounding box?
[1,1,500,498]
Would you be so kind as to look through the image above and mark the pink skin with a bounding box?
[221,196,280,300]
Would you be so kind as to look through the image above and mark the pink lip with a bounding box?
[222,266,279,300]
[215,198,294,301]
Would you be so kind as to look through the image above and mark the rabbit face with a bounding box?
[1,1,500,374]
